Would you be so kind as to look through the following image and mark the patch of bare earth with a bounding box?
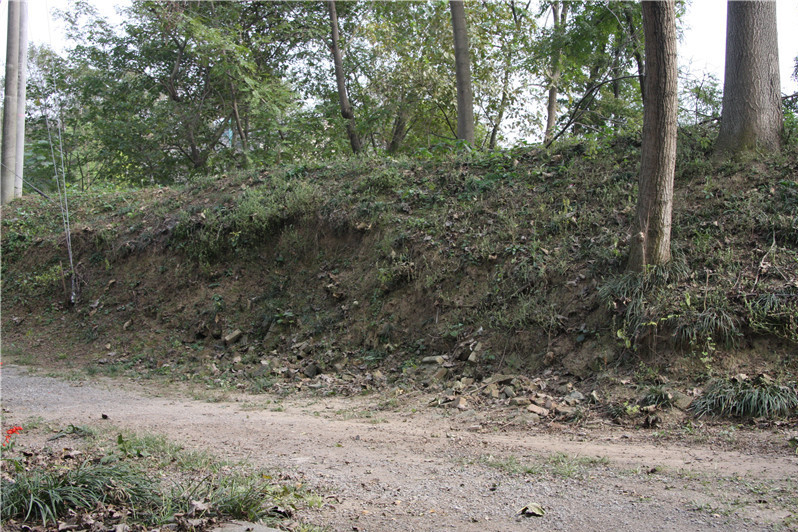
[2,365,796,531]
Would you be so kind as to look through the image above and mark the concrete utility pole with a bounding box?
[15,0,28,197]
[1,0,27,205]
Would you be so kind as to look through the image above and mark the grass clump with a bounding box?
[690,375,798,419]
[641,385,674,408]
[0,461,158,526]
[0,426,323,529]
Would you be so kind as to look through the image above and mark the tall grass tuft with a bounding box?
[0,461,158,525]
[690,377,798,419]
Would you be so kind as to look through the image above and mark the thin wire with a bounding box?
[43,110,76,303]
[0,161,52,199]
[41,0,77,303]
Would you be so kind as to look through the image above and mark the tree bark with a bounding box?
[628,0,678,272]
[544,1,568,144]
[715,0,782,155]
[1,0,21,204]
[387,105,410,154]
[327,0,362,154]
[449,0,475,145]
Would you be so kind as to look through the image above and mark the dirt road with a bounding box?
[2,365,796,531]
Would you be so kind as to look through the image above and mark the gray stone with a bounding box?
[303,363,320,378]
[567,390,585,402]
[224,329,243,345]
[527,404,549,417]
[555,404,576,416]
[671,391,694,410]
[211,521,281,532]
[451,396,468,410]
[503,386,516,398]
[483,383,500,400]
[422,355,445,365]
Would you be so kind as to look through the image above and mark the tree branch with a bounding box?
[545,75,639,148]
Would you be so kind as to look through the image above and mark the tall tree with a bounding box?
[715,0,782,155]
[543,1,568,144]
[449,0,475,145]
[628,0,678,272]
[327,0,362,154]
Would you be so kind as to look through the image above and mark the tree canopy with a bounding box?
[17,0,795,194]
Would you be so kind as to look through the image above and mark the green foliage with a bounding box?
[598,258,690,349]
[691,377,798,419]
[744,292,798,342]
[641,385,673,408]
[171,173,319,265]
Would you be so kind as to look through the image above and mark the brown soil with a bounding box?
[3,364,797,531]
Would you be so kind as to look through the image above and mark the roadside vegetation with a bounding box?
[0,421,323,531]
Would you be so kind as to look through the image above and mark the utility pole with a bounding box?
[15,0,28,197]
[2,0,21,204]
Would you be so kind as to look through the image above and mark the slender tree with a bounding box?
[543,1,568,144]
[327,0,362,154]
[628,0,678,272]
[449,0,475,145]
[715,0,782,155]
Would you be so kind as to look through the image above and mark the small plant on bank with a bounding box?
[641,385,673,408]
[690,375,798,419]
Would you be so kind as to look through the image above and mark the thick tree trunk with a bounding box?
[327,0,361,155]
[449,0,475,145]
[715,0,782,155]
[1,0,22,204]
[544,1,568,144]
[387,105,410,154]
[628,1,678,272]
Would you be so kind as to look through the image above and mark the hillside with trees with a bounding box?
[1,2,797,528]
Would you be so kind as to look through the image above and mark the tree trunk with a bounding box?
[489,66,511,150]
[624,5,646,103]
[628,0,678,272]
[715,0,782,155]
[544,1,568,144]
[1,0,21,204]
[387,105,410,154]
[449,0,475,145]
[327,0,362,155]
